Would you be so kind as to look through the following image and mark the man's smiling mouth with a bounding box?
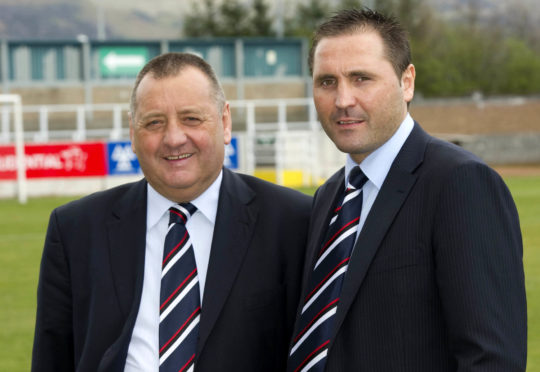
[165,154,192,160]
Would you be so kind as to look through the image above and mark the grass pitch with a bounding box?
[1,176,539,371]
[506,176,540,371]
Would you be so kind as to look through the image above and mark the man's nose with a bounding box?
[335,83,356,109]
[163,119,188,146]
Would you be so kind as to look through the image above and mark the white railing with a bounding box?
[11,103,129,142]
[0,98,345,186]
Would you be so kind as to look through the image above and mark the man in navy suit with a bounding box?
[287,8,527,372]
[32,52,311,371]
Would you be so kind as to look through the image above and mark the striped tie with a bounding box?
[159,203,200,372]
[288,167,368,372]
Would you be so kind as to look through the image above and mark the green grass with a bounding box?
[1,177,539,371]
[0,196,76,372]
[506,176,540,371]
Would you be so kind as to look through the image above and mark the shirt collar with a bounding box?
[147,170,223,230]
[345,113,414,190]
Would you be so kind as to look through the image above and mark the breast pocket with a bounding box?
[368,249,427,275]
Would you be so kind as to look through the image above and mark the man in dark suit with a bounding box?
[32,52,311,372]
[287,8,527,372]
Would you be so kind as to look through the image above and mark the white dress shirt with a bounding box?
[124,171,222,372]
[344,113,414,239]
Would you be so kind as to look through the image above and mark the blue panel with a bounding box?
[56,48,65,79]
[31,46,43,80]
[30,45,66,80]
[224,136,238,169]
[8,45,15,80]
[244,40,302,77]
[169,40,236,77]
[107,141,142,175]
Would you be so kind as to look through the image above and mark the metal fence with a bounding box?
[0,97,345,185]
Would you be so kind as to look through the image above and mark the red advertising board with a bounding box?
[0,142,107,180]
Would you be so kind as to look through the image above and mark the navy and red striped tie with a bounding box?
[288,166,368,372]
[159,203,200,372]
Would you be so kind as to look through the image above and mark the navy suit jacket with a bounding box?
[295,123,527,371]
[32,168,312,371]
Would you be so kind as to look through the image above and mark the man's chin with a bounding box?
[335,142,367,154]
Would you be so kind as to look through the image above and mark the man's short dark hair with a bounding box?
[308,8,411,79]
[130,52,225,115]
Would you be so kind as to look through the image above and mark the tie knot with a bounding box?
[169,203,197,226]
[348,166,368,190]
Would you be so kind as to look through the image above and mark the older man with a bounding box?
[32,52,311,372]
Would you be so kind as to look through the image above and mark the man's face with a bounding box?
[312,30,415,164]
[129,67,232,202]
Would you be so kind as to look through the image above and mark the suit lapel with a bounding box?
[328,123,429,346]
[197,168,258,357]
[106,179,148,316]
[98,179,148,371]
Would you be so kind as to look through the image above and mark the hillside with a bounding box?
[0,0,185,40]
[0,0,538,41]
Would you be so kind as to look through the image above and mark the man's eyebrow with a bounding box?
[138,112,164,121]
[314,70,374,83]
[314,74,336,83]
[345,70,373,78]
[177,107,203,115]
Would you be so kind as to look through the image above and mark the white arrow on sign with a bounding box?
[103,52,146,71]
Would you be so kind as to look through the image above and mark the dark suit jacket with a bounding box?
[296,123,527,371]
[32,168,312,372]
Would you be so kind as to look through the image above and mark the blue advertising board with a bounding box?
[107,141,141,175]
[224,137,238,170]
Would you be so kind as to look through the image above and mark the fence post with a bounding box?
[74,106,86,141]
[38,106,49,142]
[1,105,10,143]
[275,100,287,186]
[111,105,123,140]
[309,101,320,186]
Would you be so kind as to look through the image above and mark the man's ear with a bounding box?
[222,102,232,145]
[128,112,136,153]
[402,64,416,103]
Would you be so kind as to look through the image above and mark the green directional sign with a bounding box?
[99,47,148,77]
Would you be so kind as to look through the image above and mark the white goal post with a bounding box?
[0,94,26,204]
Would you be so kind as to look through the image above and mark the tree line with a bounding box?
[182,0,540,98]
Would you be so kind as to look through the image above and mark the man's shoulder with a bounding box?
[421,134,497,180]
[409,127,509,196]
[406,121,483,167]
[406,122,488,175]
[54,179,145,217]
